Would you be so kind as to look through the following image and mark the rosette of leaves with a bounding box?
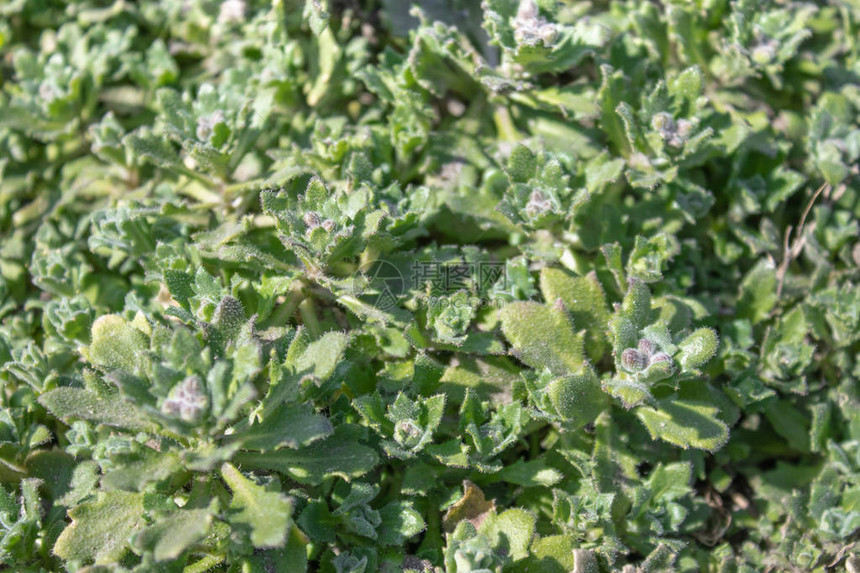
[605,278,728,451]
[125,83,269,183]
[262,177,390,274]
[443,504,536,572]
[715,0,816,88]
[1,22,134,139]
[608,66,718,189]
[354,392,445,459]
[32,288,384,568]
[483,0,610,77]
[297,481,425,567]
[440,491,611,573]
[807,90,860,187]
[496,143,589,230]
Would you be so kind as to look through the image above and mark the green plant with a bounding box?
[0,0,859,571]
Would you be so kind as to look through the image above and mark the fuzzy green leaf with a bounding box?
[500,301,585,375]
[221,463,292,548]
[546,367,607,427]
[232,403,333,450]
[636,399,729,451]
[132,508,213,561]
[54,491,145,564]
[481,508,536,561]
[676,327,719,370]
[86,315,147,371]
[39,388,156,433]
[233,427,380,485]
[377,501,426,546]
[737,258,778,324]
[540,268,610,361]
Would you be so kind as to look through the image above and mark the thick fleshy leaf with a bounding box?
[676,327,719,370]
[546,367,607,427]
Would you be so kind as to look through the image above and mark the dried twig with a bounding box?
[775,182,830,299]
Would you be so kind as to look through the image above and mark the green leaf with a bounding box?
[676,328,719,371]
[163,270,195,307]
[233,426,380,485]
[426,439,470,469]
[516,535,578,572]
[102,450,184,492]
[539,268,610,361]
[60,461,101,507]
[667,66,703,108]
[124,130,180,168]
[240,526,310,573]
[304,0,330,35]
[86,314,148,371]
[298,501,337,542]
[626,234,680,283]
[294,331,349,379]
[500,301,585,375]
[602,376,652,408]
[764,400,810,452]
[585,154,626,194]
[506,144,537,183]
[545,367,607,427]
[39,388,156,432]
[640,543,678,572]
[498,459,562,487]
[377,501,425,546]
[645,462,692,502]
[636,399,729,451]
[132,508,213,561]
[54,491,145,564]
[438,356,520,404]
[221,463,292,548]
[480,508,536,561]
[620,278,653,330]
[232,403,333,450]
[737,258,778,324]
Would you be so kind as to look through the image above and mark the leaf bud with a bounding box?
[394,420,423,449]
[637,338,655,356]
[621,348,649,371]
[303,212,321,229]
[162,375,208,422]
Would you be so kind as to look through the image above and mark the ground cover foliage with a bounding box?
[0,0,859,571]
